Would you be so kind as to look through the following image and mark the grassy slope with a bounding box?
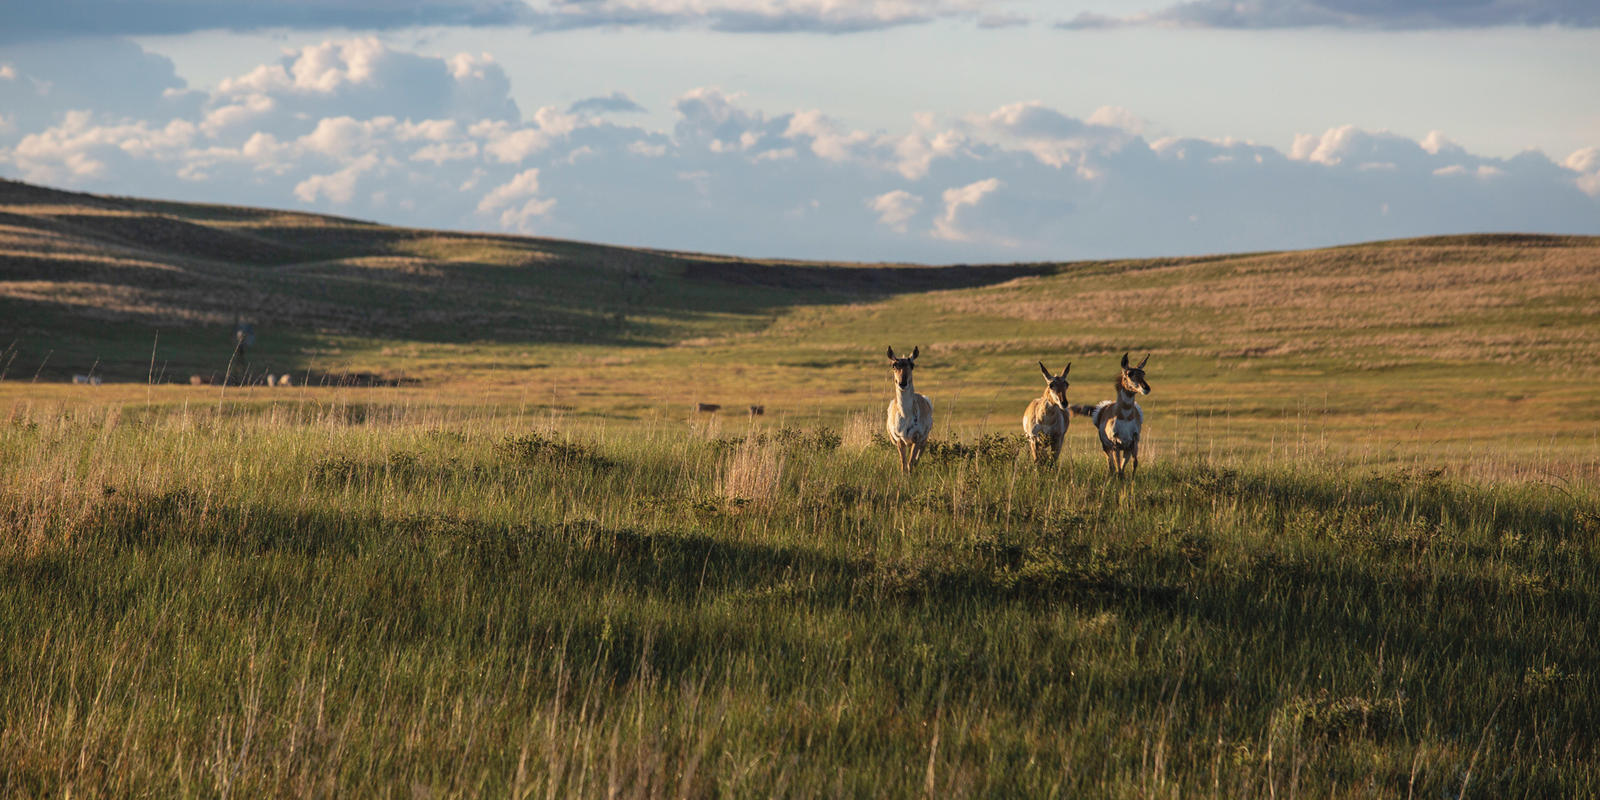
[3,179,1597,478]
[3,181,1599,797]
[0,178,1049,383]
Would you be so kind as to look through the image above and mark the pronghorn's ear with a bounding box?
[911,346,919,361]
[1121,352,1130,369]
[1137,353,1150,369]
[1062,362,1071,377]
[886,346,896,361]
[1039,361,1052,380]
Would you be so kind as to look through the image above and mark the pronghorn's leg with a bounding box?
[909,438,925,470]
[1028,436,1040,465]
[1104,448,1116,477]
[1050,433,1064,465]
[895,440,908,473]
[1128,442,1139,480]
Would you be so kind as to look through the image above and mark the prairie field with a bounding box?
[2,180,1599,797]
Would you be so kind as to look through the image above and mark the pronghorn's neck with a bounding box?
[1041,387,1065,408]
[896,378,919,416]
[1114,382,1139,417]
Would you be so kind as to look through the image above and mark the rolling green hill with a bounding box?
[3,178,1596,479]
[0,178,1051,384]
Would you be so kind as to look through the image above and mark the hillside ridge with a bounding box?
[2,178,1597,393]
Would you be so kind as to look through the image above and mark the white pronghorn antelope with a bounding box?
[1070,353,1151,478]
[1022,361,1071,465]
[885,346,933,474]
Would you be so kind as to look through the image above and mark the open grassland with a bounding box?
[3,403,1597,798]
[3,180,1600,796]
[4,180,1598,481]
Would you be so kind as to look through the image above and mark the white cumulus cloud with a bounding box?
[477,167,556,230]
[934,178,1002,242]
[0,38,1595,263]
[869,189,922,232]
[293,152,379,204]
[1566,147,1600,197]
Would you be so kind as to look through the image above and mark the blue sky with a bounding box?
[2,0,1597,262]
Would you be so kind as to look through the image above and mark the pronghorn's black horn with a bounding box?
[1137,353,1149,369]
[887,346,895,360]
[1063,362,1071,376]
[1039,361,1052,379]
[1121,352,1130,369]
[911,346,919,360]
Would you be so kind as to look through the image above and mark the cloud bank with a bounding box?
[1,0,1017,42]
[6,0,1597,41]
[1,1,530,42]
[1,38,1596,262]
[1063,0,1600,30]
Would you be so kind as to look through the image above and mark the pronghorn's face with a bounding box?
[1039,361,1070,405]
[1119,353,1151,395]
[887,346,919,388]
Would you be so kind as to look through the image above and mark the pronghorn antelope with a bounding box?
[885,346,933,474]
[1070,353,1151,478]
[1022,361,1071,465]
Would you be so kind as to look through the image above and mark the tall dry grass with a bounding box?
[719,437,785,506]
[2,398,1596,797]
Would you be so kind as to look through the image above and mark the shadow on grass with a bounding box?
[5,473,1595,793]
[679,259,1056,293]
[1,178,1064,382]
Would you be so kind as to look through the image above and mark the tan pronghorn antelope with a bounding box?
[1022,361,1071,465]
[1070,353,1151,478]
[885,346,934,474]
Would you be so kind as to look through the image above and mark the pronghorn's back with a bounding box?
[1067,400,1115,426]
[1070,400,1139,451]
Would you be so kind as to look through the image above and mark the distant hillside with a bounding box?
[0,179,1051,383]
[4,179,1598,479]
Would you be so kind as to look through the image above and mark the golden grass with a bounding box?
[720,437,786,506]
[3,178,1598,484]
[933,242,1600,364]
